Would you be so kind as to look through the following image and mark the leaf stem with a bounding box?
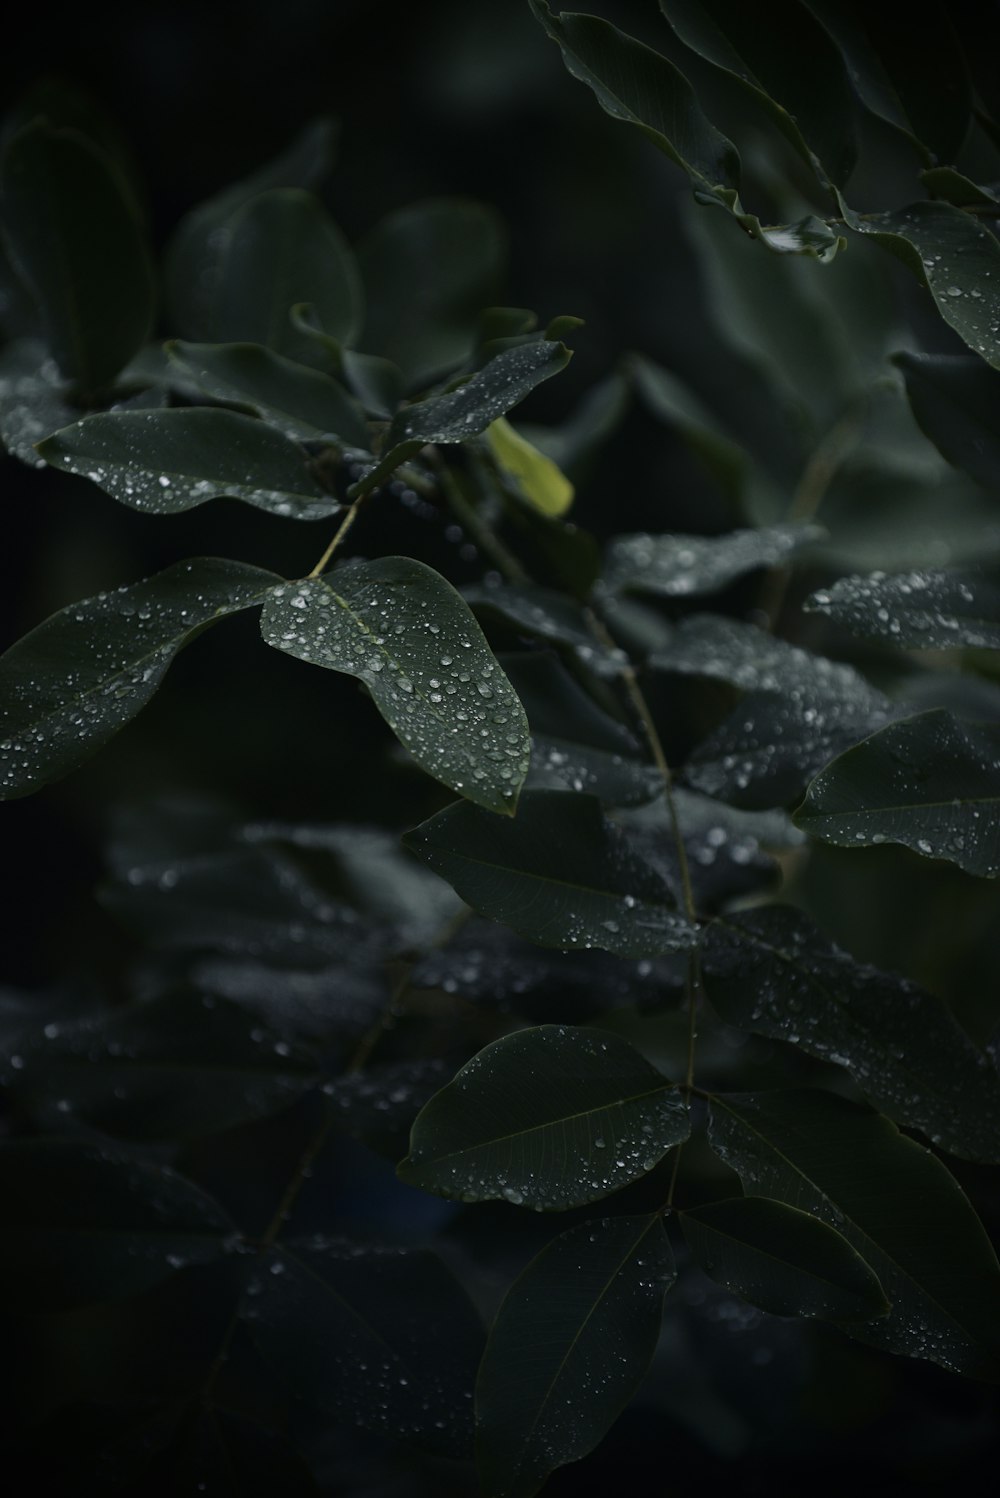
[438,463,531,585]
[308,492,370,578]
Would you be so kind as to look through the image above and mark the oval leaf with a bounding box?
[260,560,530,814]
[476,1213,674,1498]
[680,1195,889,1321]
[796,708,1000,877]
[0,558,280,799]
[806,568,1000,649]
[708,1088,1000,1377]
[398,1024,689,1209]
[403,791,699,957]
[486,415,574,517]
[603,523,823,598]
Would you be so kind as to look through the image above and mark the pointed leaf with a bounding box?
[261,561,530,814]
[0,122,154,391]
[680,1196,889,1321]
[660,0,857,189]
[0,1138,235,1310]
[403,790,699,957]
[243,1238,484,1457]
[796,709,1000,877]
[806,568,1000,649]
[603,523,823,598]
[0,558,280,799]
[357,198,506,385]
[398,1024,689,1209]
[894,352,1000,489]
[703,906,1000,1161]
[37,407,337,518]
[530,1,741,210]
[476,1213,674,1498]
[166,340,370,449]
[708,1089,1000,1377]
[486,415,574,516]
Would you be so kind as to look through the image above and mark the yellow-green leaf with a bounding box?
[486,415,574,516]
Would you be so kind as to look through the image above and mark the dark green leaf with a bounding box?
[357,198,506,385]
[603,523,823,598]
[660,0,858,189]
[403,790,699,957]
[476,1212,674,1498]
[796,708,1000,877]
[680,1195,889,1321]
[243,1238,483,1457]
[530,1,741,210]
[11,991,319,1141]
[894,352,1000,489]
[38,408,337,518]
[398,1025,688,1209]
[806,568,1000,649]
[708,1089,1000,1377]
[211,188,363,352]
[0,558,280,799]
[0,1138,235,1310]
[465,580,620,670]
[703,906,1000,1161]
[165,340,371,449]
[920,168,1000,209]
[340,347,405,418]
[521,369,629,476]
[627,353,749,507]
[0,122,154,392]
[330,1058,453,1158]
[261,560,530,814]
[164,119,338,339]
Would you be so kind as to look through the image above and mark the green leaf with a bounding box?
[0,1138,235,1310]
[680,1195,889,1321]
[708,1089,1000,1377]
[920,168,1000,209]
[164,118,338,339]
[894,352,1000,490]
[486,415,574,516]
[165,340,371,449]
[627,353,750,508]
[11,991,319,1141]
[702,906,1000,1161]
[243,1238,484,1457]
[340,347,405,418]
[476,1213,674,1498]
[602,523,823,598]
[211,188,363,351]
[840,201,1000,368]
[0,122,154,392]
[260,561,530,814]
[398,1025,689,1209]
[660,0,858,189]
[403,790,699,957]
[0,558,280,800]
[465,580,619,669]
[796,709,1000,877]
[530,1,741,210]
[37,408,338,518]
[806,568,1000,649]
[358,198,506,385]
[504,651,662,806]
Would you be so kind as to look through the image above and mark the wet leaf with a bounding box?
[243,1238,483,1457]
[806,568,1000,649]
[165,340,371,449]
[0,558,280,799]
[894,352,1000,489]
[0,1138,236,1310]
[1,121,154,392]
[37,408,338,518]
[680,1196,889,1321]
[465,580,617,669]
[796,709,1000,877]
[398,1025,689,1209]
[708,1089,1000,1377]
[403,790,699,957]
[261,561,530,814]
[0,336,77,465]
[703,906,1000,1161]
[603,523,823,598]
[476,1213,674,1498]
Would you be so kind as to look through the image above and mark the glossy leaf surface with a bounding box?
[0,559,280,799]
[680,1195,889,1321]
[603,523,822,598]
[708,1089,1000,1377]
[398,1024,689,1209]
[476,1213,674,1498]
[797,709,1000,877]
[261,561,530,814]
[404,791,699,957]
[895,352,1000,489]
[38,408,337,517]
[806,569,1000,649]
